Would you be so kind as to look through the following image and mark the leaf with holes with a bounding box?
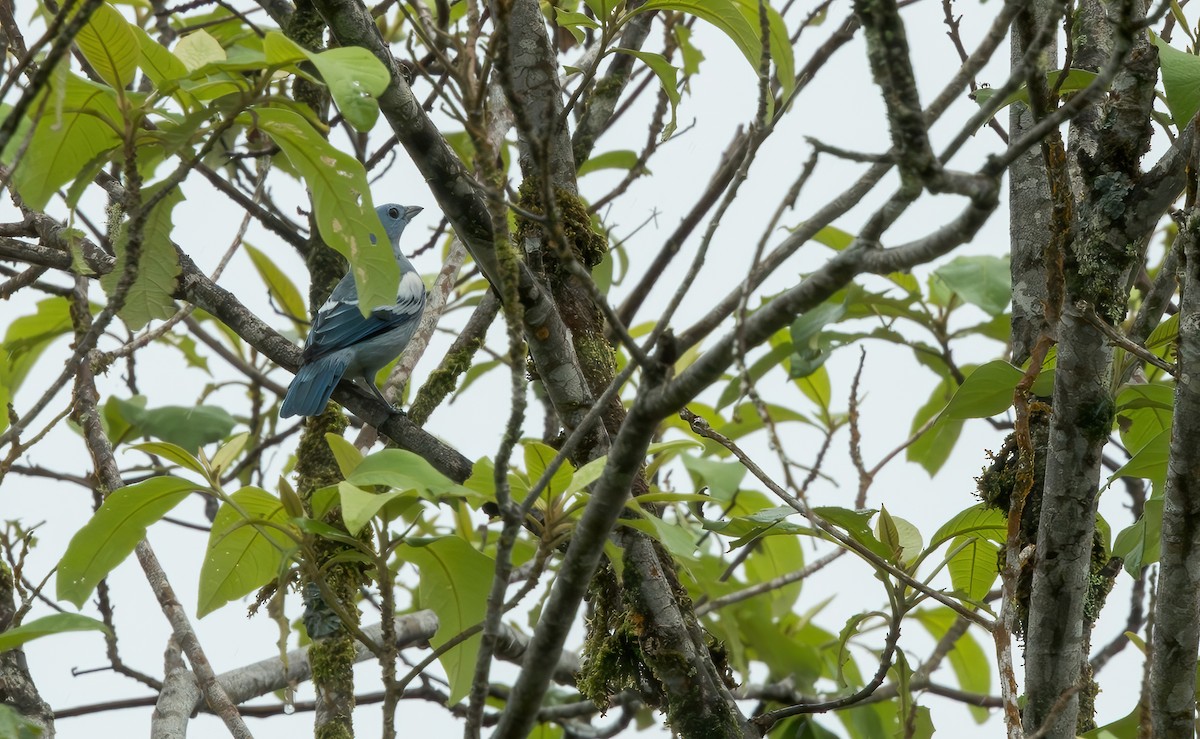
[247,107,395,314]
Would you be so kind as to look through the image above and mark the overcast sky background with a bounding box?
[1,0,1160,736]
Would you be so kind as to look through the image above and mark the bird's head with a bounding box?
[375,203,423,248]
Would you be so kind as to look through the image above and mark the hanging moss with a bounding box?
[295,407,347,497]
[515,179,608,270]
[310,631,358,739]
[977,409,1050,636]
[577,561,661,709]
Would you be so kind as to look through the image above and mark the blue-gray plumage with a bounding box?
[279,203,426,418]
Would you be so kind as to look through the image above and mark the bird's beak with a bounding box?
[404,206,424,220]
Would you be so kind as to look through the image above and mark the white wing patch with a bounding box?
[397,271,424,303]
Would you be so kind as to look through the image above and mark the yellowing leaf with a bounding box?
[174,30,226,72]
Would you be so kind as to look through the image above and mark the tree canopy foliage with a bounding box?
[1,0,1199,737]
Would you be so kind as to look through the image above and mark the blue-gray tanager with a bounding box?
[279,203,426,418]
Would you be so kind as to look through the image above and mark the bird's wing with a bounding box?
[302,271,426,361]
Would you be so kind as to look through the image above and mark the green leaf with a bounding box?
[110,397,235,452]
[308,47,390,132]
[1109,428,1171,491]
[174,29,226,72]
[721,401,812,441]
[907,376,964,476]
[1113,498,1163,575]
[75,3,139,90]
[717,339,794,410]
[744,516,805,616]
[554,8,599,45]
[244,243,307,327]
[0,613,108,652]
[914,608,991,723]
[1153,34,1200,127]
[210,432,249,477]
[814,506,892,560]
[789,301,846,380]
[134,26,189,92]
[198,486,294,617]
[130,441,207,477]
[0,298,75,434]
[673,25,705,75]
[680,454,746,501]
[339,481,416,535]
[877,509,922,566]
[403,537,494,704]
[324,432,365,478]
[946,535,999,600]
[524,442,576,500]
[0,703,44,738]
[1083,707,1144,739]
[876,506,902,563]
[155,332,210,373]
[0,102,31,166]
[623,517,698,560]
[834,611,879,687]
[972,69,1099,115]
[1144,313,1179,360]
[932,255,1011,316]
[58,477,197,607]
[943,361,1021,419]
[642,439,705,479]
[248,106,396,314]
[349,449,466,497]
[926,504,1006,555]
[262,32,309,65]
[811,226,916,292]
[1116,384,1174,454]
[613,49,680,139]
[634,0,792,101]
[577,149,641,177]
[11,73,122,210]
[581,0,616,23]
[262,32,388,131]
[100,182,184,330]
[795,364,832,414]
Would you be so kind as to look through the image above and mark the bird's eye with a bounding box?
[388,207,400,219]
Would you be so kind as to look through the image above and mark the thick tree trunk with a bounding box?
[1008,0,1056,366]
[1149,214,1200,735]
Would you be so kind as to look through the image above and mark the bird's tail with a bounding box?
[280,353,350,418]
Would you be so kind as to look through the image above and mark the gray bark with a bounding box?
[1149,214,1200,736]
[1022,307,1113,737]
[1022,2,1157,733]
[1008,0,1057,365]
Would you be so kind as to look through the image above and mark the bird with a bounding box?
[279,203,426,418]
